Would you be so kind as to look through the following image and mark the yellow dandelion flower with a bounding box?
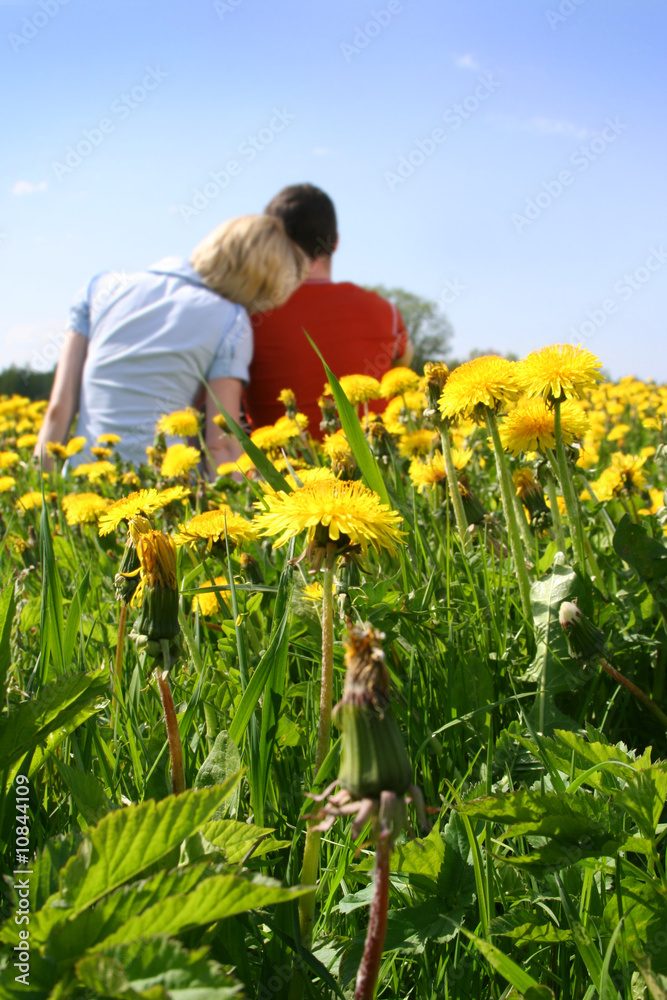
[380,367,421,399]
[193,575,229,616]
[641,445,656,460]
[16,433,38,449]
[642,416,661,432]
[302,581,324,602]
[46,442,68,459]
[590,453,647,501]
[132,529,178,611]
[61,492,111,525]
[638,488,665,517]
[16,490,47,512]
[397,428,438,458]
[0,451,19,470]
[606,423,630,443]
[175,506,257,550]
[324,374,382,405]
[321,429,353,462]
[97,433,122,445]
[251,421,298,452]
[122,470,141,488]
[217,453,256,477]
[64,436,87,457]
[277,388,297,408]
[98,485,190,535]
[0,476,16,493]
[253,479,404,557]
[498,398,588,455]
[383,390,427,435]
[516,343,604,403]
[90,446,113,459]
[160,444,201,478]
[72,461,118,484]
[408,448,472,492]
[439,355,521,422]
[156,408,201,437]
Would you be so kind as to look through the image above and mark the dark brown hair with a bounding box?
[264,183,338,261]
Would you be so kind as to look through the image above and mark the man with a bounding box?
[243,184,414,436]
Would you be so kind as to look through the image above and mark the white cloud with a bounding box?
[491,115,588,139]
[12,180,47,196]
[454,53,480,71]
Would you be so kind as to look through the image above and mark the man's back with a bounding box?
[244,280,408,435]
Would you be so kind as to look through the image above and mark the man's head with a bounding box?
[190,214,308,313]
[265,184,338,262]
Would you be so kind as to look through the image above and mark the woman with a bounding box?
[35,215,307,475]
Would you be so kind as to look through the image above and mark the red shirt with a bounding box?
[244,281,408,437]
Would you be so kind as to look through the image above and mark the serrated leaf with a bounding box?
[75,935,241,1000]
[0,667,108,777]
[60,778,242,911]
[194,731,241,820]
[54,759,111,826]
[614,764,667,839]
[94,874,312,948]
[200,818,289,863]
[490,908,571,943]
[525,561,584,732]
[356,824,444,878]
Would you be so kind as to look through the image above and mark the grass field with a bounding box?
[0,345,666,1000]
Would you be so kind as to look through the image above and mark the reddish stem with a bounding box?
[156,671,186,795]
[600,658,667,728]
[355,838,391,1000]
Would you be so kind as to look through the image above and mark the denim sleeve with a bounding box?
[68,284,91,337]
[208,308,253,382]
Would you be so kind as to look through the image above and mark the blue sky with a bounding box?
[1,0,665,381]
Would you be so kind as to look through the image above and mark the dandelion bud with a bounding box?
[514,467,551,531]
[422,362,450,413]
[130,530,181,667]
[277,388,298,419]
[335,624,412,800]
[559,601,607,662]
[318,395,339,435]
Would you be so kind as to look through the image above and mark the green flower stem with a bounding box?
[156,669,185,795]
[544,457,567,555]
[297,552,336,950]
[511,478,534,551]
[354,837,391,1000]
[485,408,533,624]
[112,602,127,717]
[553,399,586,571]
[440,428,469,549]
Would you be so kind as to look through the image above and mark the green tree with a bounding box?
[0,365,54,400]
[368,286,454,374]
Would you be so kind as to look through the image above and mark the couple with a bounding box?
[36,184,413,476]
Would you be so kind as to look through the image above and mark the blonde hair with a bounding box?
[190,214,308,313]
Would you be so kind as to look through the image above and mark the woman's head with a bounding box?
[190,214,308,313]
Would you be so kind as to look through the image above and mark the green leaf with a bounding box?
[194,730,241,820]
[228,566,293,749]
[613,513,667,598]
[0,667,107,777]
[463,930,545,992]
[216,404,292,494]
[200,818,289,863]
[356,823,444,879]
[604,878,667,975]
[0,580,16,696]
[62,568,90,667]
[490,908,571,943]
[75,936,241,999]
[557,875,604,990]
[60,777,242,911]
[39,488,64,674]
[614,764,667,840]
[304,331,390,505]
[94,873,311,948]
[525,559,584,732]
[53,759,111,826]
